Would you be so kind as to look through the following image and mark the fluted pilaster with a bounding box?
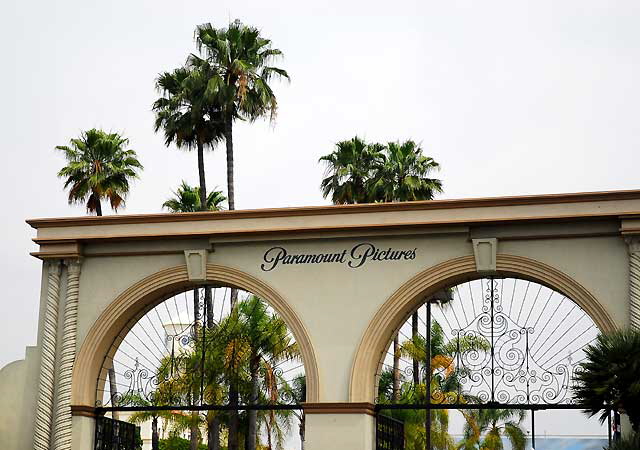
[34,261,62,450]
[628,237,640,330]
[53,259,82,450]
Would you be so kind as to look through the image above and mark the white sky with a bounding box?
[1,0,639,439]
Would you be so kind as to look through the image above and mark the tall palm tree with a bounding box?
[458,409,527,450]
[574,329,640,432]
[56,129,143,216]
[153,66,225,210]
[163,181,227,213]
[193,19,289,211]
[162,181,226,416]
[319,137,384,204]
[368,139,442,416]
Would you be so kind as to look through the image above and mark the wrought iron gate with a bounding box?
[94,286,306,449]
[376,414,405,450]
[94,416,139,450]
[376,277,605,449]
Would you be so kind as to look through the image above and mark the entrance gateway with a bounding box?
[1,190,640,449]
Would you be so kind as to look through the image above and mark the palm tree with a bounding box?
[458,409,527,450]
[193,19,289,211]
[56,129,143,216]
[163,181,226,213]
[319,137,384,204]
[369,140,443,202]
[162,182,226,419]
[378,321,489,449]
[607,433,640,449]
[368,140,442,417]
[123,391,174,450]
[237,295,299,450]
[574,329,640,432]
[153,66,224,210]
[289,375,307,450]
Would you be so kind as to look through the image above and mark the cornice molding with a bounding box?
[27,189,640,229]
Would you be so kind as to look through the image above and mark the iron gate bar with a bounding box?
[375,403,589,411]
[96,403,304,413]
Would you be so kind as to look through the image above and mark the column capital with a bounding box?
[625,236,640,254]
[47,260,62,276]
[64,258,83,275]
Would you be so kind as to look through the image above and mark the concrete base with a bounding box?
[305,413,375,450]
[71,415,95,450]
[0,347,39,450]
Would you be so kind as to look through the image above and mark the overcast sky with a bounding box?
[1,0,639,429]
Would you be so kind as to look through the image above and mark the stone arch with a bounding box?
[348,253,617,403]
[72,264,320,409]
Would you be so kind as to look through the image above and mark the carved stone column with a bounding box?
[627,237,640,329]
[33,261,62,450]
[53,259,82,450]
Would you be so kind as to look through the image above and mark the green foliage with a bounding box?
[163,181,226,212]
[574,329,640,431]
[606,433,640,449]
[378,321,490,449]
[153,66,224,151]
[319,136,442,205]
[56,129,143,215]
[192,20,289,124]
[158,435,207,450]
[319,136,383,204]
[139,294,301,449]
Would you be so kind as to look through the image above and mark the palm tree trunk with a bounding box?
[299,414,305,450]
[228,384,239,450]
[247,353,259,450]
[412,312,419,385]
[190,414,199,450]
[95,197,103,216]
[152,416,159,450]
[194,288,200,330]
[392,336,400,402]
[197,138,207,211]
[224,115,235,211]
[205,287,213,329]
[208,414,220,450]
[107,367,119,420]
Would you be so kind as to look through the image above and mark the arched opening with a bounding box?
[73,264,318,450]
[350,255,618,449]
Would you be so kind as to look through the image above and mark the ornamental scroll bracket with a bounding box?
[472,238,498,273]
[184,249,208,281]
[626,236,640,254]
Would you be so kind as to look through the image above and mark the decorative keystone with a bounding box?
[472,238,498,273]
[184,250,208,281]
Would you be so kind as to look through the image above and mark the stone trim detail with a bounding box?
[302,402,376,415]
[627,237,640,329]
[53,259,82,450]
[472,238,498,272]
[34,261,62,450]
[72,264,320,408]
[70,405,98,418]
[184,250,208,281]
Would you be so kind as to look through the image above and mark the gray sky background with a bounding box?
[1,0,639,436]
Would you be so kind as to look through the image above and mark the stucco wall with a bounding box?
[0,209,634,449]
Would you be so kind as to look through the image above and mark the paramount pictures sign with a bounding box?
[260,242,417,271]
